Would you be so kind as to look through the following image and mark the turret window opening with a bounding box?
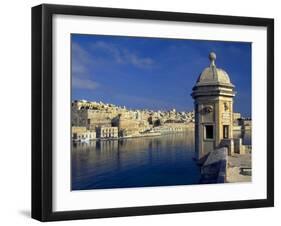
[205,125,214,139]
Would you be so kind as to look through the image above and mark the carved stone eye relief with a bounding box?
[204,106,213,113]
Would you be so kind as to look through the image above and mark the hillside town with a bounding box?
[71,99,251,142]
[72,100,195,141]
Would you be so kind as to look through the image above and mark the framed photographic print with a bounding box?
[32,4,274,221]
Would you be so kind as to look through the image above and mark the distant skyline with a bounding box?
[71,34,252,117]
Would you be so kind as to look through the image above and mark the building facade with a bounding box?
[191,52,236,159]
[96,126,119,139]
[112,112,150,137]
[72,126,96,141]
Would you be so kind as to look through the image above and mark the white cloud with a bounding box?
[115,94,180,111]
[91,41,154,69]
[72,42,100,91]
[72,42,92,65]
[72,77,99,90]
[72,42,92,78]
[71,39,155,92]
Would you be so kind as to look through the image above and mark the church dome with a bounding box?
[195,52,234,87]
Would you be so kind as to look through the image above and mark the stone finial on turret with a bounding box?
[209,52,216,67]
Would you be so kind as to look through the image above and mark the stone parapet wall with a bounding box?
[200,147,228,184]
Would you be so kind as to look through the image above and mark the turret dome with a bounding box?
[195,52,234,87]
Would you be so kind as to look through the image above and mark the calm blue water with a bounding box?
[72,131,201,190]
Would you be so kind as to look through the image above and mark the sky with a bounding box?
[71,34,252,117]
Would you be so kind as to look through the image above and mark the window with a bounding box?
[205,125,214,139]
[223,125,229,139]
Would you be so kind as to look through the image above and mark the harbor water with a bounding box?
[72,130,251,190]
[72,131,200,190]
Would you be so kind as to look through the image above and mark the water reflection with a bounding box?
[72,131,201,190]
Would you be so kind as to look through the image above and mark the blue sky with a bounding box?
[71,34,252,117]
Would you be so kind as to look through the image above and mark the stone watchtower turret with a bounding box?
[191,52,235,160]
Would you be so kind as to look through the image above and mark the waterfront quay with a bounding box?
[71,99,195,142]
[71,99,250,143]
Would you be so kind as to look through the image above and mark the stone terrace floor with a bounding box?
[227,153,252,183]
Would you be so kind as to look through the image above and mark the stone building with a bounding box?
[72,126,87,134]
[238,117,252,131]
[72,126,96,141]
[71,99,195,137]
[112,112,141,137]
[96,126,118,139]
[72,102,114,130]
[233,113,241,125]
[191,52,236,159]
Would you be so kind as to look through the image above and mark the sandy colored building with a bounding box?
[72,106,113,130]
[192,52,236,159]
[96,126,118,139]
[112,112,149,137]
[72,126,96,141]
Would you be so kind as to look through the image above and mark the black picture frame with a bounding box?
[32,3,274,222]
